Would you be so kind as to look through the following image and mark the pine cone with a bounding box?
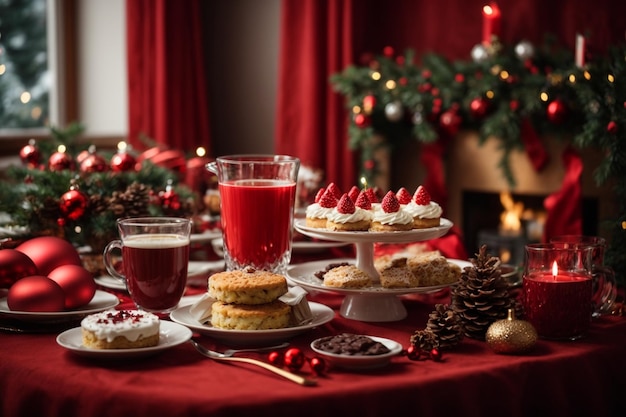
[89,193,108,215]
[451,244,514,340]
[108,182,151,217]
[426,304,464,350]
[409,329,439,351]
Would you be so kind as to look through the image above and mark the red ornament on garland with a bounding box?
[111,143,137,172]
[159,180,181,211]
[469,97,490,119]
[19,139,41,168]
[80,147,108,173]
[363,95,376,114]
[60,183,89,221]
[439,107,462,136]
[607,120,618,134]
[546,99,568,124]
[48,148,74,171]
[354,113,371,128]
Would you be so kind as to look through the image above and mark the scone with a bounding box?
[81,309,160,349]
[375,255,414,288]
[323,265,372,288]
[211,300,292,330]
[407,253,461,286]
[370,191,414,231]
[209,269,288,305]
[404,186,442,229]
[326,193,372,231]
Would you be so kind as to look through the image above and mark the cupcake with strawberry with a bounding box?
[305,187,337,228]
[404,185,442,229]
[370,191,414,231]
[326,192,373,231]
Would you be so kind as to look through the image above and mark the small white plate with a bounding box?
[56,321,192,359]
[170,302,335,346]
[211,237,348,256]
[95,261,225,291]
[310,335,403,370]
[190,229,222,244]
[0,290,120,323]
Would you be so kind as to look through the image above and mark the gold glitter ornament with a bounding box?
[486,308,538,354]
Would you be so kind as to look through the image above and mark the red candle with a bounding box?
[523,262,592,340]
[575,33,586,68]
[482,3,501,45]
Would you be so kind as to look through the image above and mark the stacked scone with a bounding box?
[305,183,442,231]
[208,269,292,330]
[81,309,161,349]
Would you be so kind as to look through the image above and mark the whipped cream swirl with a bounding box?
[327,207,373,224]
[404,201,443,219]
[306,203,334,219]
[372,208,413,225]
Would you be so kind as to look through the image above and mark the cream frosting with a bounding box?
[326,207,373,224]
[81,309,160,343]
[372,208,413,225]
[306,203,334,219]
[404,201,443,219]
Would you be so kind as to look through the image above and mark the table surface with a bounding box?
[1,246,626,417]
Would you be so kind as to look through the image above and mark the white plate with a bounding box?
[211,237,349,256]
[0,290,120,323]
[190,229,222,244]
[56,321,192,359]
[293,218,453,243]
[170,302,334,346]
[286,258,470,296]
[95,261,225,291]
[310,335,403,370]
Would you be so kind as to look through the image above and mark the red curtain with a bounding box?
[126,0,211,154]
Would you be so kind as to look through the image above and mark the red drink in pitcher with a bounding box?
[122,234,190,312]
[219,179,296,271]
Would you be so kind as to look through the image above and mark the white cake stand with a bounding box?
[290,218,456,322]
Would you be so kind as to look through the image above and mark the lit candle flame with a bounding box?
[57,144,66,153]
[117,141,128,152]
[196,147,207,158]
[483,5,494,15]
[360,176,367,189]
[552,261,559,279]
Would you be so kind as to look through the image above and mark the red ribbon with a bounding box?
[521,118,549,171]
[542,146,583,241]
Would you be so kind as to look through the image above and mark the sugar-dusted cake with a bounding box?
[374,255,414,288]
[209,269,288,305]
[81,309,160,349]
[323,264,372,288]
[404,186,442,229]
[305,186,337,228]
[407,253,461,286]
[326,193,372,231]
[370,191,414,232]
[210,299,292,330]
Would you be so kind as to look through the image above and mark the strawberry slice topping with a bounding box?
[365,188,379,203]
[413,185,431,205]
[355,190,372,210]
[381,191,400,213]
[348,185,360,202]
[314,187,325,203]
[396,187,412,205]
[336,193,356,214]
[319,187,338,208]
[326,182,342,199]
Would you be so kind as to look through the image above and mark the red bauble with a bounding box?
[363,95,376,114]
[0,249,38,288]
[354,113,371,128]
[309,356,326,375]
[16,236,82,276]
[19,140,41,167]
[469,97,490,119]
[48,151,74,171]
[150,149,187,177]
[110,151,137,172]
[268,351,284,367]
[80,153,108,173]
[405,345,421,361]
[607,120,618,134]
[60,189,88,220]
[429,348,442,362]
[283,348,306,371]
[546,99,568,124]
[7,276,66,312]
[439,108,462,136]
[48,264,96,309]
[159,188,181,211]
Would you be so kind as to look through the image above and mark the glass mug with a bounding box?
[207,155,300,274]
[103,217,192,313]
[549,235,617,317]
[522,243,595,340]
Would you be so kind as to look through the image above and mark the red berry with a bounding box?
[336,194,356,214]
[319,188,338,209]
[314,188,325,203]
[396,187,412,205]
[355,190,372,210]
[284,348,306,371]
[326,182,342,199]
[405,345,421,361]
[309,356,326,375]
[365,188,379,203]
[413,185,431,205]
[429,348,442,362]
[381,191,400,213]
[268,351,284,367]
[348,185,360,202]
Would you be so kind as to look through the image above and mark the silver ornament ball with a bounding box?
[471,44,489,63]
[514,41,535,61]
[385,101,404,122]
